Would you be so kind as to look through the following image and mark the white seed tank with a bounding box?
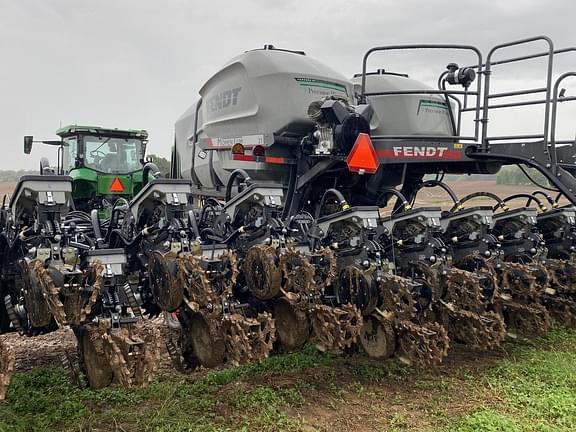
[352,71,455,137]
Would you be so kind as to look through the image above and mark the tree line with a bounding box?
[495,165,549,186]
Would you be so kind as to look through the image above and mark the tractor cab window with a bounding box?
[83,136,143,174]
[62,138,78,174]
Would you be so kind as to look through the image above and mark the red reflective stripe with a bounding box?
[232,154,256,161]
[265,156,285,164]
[232,154,287,163]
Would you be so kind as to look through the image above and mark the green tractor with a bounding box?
[24,125,161,215]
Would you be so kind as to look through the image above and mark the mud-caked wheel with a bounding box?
[77,326,114,389]
[149,251,184,312]
[21,261,53,328]
[273,298,310,350]
[359,315,396,359]
[243,245,282,300]
[186,312,226,368]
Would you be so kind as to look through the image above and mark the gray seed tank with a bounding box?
[174,46,355,193]
[352,70,454,139]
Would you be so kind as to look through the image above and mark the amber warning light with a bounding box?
[346,133,379,174]
[110,177,125,193]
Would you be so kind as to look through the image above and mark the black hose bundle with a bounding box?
[225,169,252,201]
[316,188,349,219]
[376,189,410,213]
[498,193,547,212]
[411,180,458,206]
[450,192,506,213]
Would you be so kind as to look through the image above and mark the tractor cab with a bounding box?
[24,125,151,214]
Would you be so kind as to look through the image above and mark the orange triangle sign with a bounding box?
[110,177,125,193]
[346,133,379,174]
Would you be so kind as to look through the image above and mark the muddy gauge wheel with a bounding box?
[187,312,225,368]
[337,266,379,316]
[359,315,396,359]
[78,326,114,389]
[273,298,310,350]
[148,251,183,312]
[21,261,53,328]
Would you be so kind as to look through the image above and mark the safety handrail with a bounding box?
[550,72,576,172]
[480,36,555,150]
[360,44,484,141]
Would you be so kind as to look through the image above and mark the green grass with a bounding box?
[0,345,332,432]
[450,329,576,432]
[1,330,576,431]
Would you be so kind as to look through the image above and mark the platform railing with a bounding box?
[359,44,483,142]
[550,72,576,172]
[358,39,576,164]
[479,36,554,151]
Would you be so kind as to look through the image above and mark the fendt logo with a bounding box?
[378,146,462,160]
[207,87,242,112]
[393,146,448,157]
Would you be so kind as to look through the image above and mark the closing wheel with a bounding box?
[280,249,314,294]
[359,315,396,359]
[243,245,281,300]
[148,251,183,312]
[506,303,550,336]
[337,266,379,316]
[22,261,53,328]
[187,312,225,368]
[273,299,310,350]
[78,327,114,389]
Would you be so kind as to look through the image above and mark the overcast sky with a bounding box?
[1,0,575,169]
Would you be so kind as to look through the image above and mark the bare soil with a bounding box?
[0,182,16,201]
[0,319,515,431]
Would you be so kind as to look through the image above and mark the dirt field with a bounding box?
[1,325,575,432]
[0,183,15,200]
[415,180,538,207]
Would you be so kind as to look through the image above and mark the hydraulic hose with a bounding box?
[316,188,349,219]
[78,233,95,248]
[200,227,219,241]
[377,189,410,211]
[199,203,220,227]
[225,169,252,201]
[555,192,566,204]
[413,180,458,205]
[449,192,505,213]
[91,209,105,248]
[105,206,127,245]
[531,190,556,207]
[498,193,547,212]
[109,224,159,249]
[142,162,162,186]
